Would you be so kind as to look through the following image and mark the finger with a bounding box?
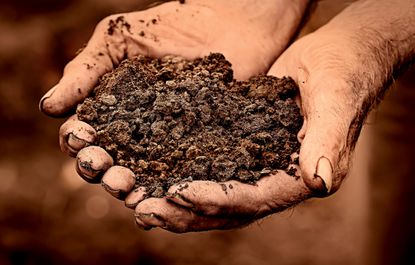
[39,17,116,117]
[294,75,355,196]
[167,170,310,217]
[76,146,113,183]
[59,115,96,157]
[135,217,153,231]
[125,187,147,209]
[135,198,252,233]
[101,166,136,199]
[270,53,355,196]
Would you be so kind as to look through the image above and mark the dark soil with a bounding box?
[77,53,302,198]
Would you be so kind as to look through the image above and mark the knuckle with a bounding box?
[97,13,128,33]
[97,15,116,31]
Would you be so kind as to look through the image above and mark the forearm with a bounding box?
[321,0,415,89]
[311,0,415,146]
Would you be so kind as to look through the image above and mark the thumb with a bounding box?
[298,72,356,196]
[39,19,116,117]
[269,57,355,196]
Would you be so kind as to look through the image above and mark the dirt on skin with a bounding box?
[77,53,303,198]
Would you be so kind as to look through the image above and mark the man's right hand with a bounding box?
[129,0,415,232]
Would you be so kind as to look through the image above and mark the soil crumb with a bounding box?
[77,53,302,197]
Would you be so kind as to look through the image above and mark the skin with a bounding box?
[40,0,308,116]
[40,0,415,232]
[42,0,309,215]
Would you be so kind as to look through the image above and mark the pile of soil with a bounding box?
[77,53,303,197]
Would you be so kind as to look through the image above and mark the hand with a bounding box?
[133,0,415,231]
[41,0,308,116]
[44,1,309,199]
[133,30,359,232]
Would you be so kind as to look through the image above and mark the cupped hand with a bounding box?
[41,0,307,116]
[133,25,380,232]
[44,0,309,201]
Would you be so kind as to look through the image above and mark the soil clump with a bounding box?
[77,53,303,197]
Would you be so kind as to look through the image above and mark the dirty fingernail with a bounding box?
[167,192,194,209]
[76,158,102,183]
[76,146,113,183]
[101,166,136,199]
[125,187,147,209]
[68,133,88,150]
[135,213,166,228]
[67,126,96,151]
[39,86,57,113]
[314,156,333,194]
[134,214,153,230]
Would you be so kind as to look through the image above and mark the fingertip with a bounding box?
[134,213,153,230]
[298,107,345,197]
[134,199,162,229]
[59,118,97,157]
[101,166,136,199]
[135,198,187,233]
[76,158,101,183]
[67,126,96,154]
[39,86,54,114]
[300,155,334,197]
[135,213,166,228]
[302,173,328,197]
[39,85,73,118]
[76,146,113,183]
[315,156,333,193]
[40,43,113,118]
[125,187,147,209]
[67,133,89,151]
[41,100,67,118]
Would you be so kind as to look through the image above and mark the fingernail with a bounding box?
[76,158,102,183]
[102,166,135,199]
[125,187,146,209]
[167,192,194,209]
[39,86,57,114]
[76,146,113,183]
[68,126,96,151]
[134,215,153,230]
[101,182,124,199]
[68,133,87,150]
[135,213,166,228]
[314,156,333,194]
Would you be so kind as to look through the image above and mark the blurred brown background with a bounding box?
[0,0,414,264]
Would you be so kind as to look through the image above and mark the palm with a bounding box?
[40,0,301,117]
